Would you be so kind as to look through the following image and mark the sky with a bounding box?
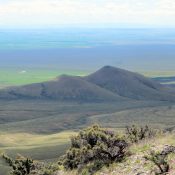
[0,0,175,28]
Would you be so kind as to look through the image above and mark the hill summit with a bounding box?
[85,66,175,101]
[0,66,175,102]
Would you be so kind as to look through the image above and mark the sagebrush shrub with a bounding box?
[144,145,175,174]
[126,125,156,143]
[2,154,35,175]
[2,154,62,175]
[61,125,128,174]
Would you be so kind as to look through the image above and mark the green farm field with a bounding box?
[0,67,175,89]
[0,67,90,88]
[141,70,175,77]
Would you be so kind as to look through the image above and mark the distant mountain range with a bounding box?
[0,66,175,102]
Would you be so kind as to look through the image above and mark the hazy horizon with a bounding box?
[1,2,174,83]
[0,28,175,72]
[1,0,175,72]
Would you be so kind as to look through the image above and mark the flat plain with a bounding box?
[0,68,89,88]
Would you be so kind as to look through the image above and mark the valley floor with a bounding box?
[1,100,175,174]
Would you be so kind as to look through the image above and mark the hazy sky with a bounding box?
[0,0,175,28]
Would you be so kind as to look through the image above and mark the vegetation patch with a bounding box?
[2,125,175,175]
[60,125,128,174]
[126,125,157,143]
[145,146,175,174]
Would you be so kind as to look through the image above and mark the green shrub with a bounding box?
[144,146,175,174]
[61,125,128,174]
[126,125,156,143]
[2,153,63,175]
[2,154,35,175]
